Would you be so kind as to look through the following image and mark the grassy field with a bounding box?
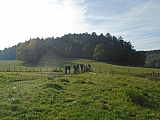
[0,59,160,120]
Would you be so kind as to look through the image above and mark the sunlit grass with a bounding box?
[0,59,160,119]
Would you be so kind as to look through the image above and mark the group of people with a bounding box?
[64,63,92,74]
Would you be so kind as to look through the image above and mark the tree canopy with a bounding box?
[0,32,146,65]
[145,50,160,68]
[0,45,17,60]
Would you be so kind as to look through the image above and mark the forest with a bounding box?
[145,50,160,68]
[0,32,149,66]
[0,45,17,60]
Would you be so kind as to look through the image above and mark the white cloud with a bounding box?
[0,0,160,51]
[83,0,160,50]
[0,0,88,50]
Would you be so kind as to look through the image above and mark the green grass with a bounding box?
[0,59,160,119]
[0,59,160,75]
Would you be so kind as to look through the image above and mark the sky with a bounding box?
[0,0,160,51]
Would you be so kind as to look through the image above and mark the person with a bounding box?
[77,64,80,73]
[88,64,91,71]
[67,65,70,74]
[73,64,77,74]
[64,65,68,74]
[80,63,84,72]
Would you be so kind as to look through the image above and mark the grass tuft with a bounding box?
[45,83,64,90]
[58,78,69,83]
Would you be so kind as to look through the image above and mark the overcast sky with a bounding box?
[0,0,160,51]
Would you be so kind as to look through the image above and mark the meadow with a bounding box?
[0,59,160,120]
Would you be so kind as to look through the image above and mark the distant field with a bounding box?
[0,59,160,75]
[0,59,160,119]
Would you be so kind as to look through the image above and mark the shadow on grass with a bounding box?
[135,73,160,81]
[125,89,160,110]
[21,62,41,67]
[45,83,64,90]
[103,61,145,68]
[20,58,82,68]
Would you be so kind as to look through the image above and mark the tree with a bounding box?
[16,42,28,61]
[93,44,106,61]
[105,32,112,39]
[0,46,17,60]
[145,54,160,68]
[16,39,48,63]
[26,40,37,63]
[92,32,97,36]
[14,32,146,65]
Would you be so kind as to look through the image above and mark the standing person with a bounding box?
[73,64,77,74]
[67,65,71,74]
[64,65,68,74]
[80,63,84,72]
[77,64,80,73]
[88,64,91,71]
[73,65,75,74]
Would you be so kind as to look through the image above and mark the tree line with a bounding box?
[0,32,146,65]
[0,45,17,60]
[145,50,160,68]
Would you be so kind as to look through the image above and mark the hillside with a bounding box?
[0,59,160,119]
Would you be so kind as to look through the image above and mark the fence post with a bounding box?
[14,67,16,72]
[111,68,113,75]
[99,67,101,74]
[152,71,154,76]
[20,67,21,72]
[128,69,130,76]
